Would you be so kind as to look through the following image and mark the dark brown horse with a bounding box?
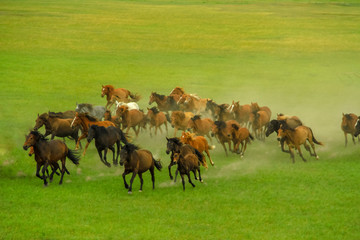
[146,107,168,136]
[211,120,241,156]
[148,92,179,112]
[341,113,359,146]
[34,112,80,146]
[70,112,115,155]
[119,143,162,194]
[101,85,140,109]
[172,152,202,191]
[23,131,80,186]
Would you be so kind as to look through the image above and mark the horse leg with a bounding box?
[173,127,178,137]
[150,167,155,190]
[36,161,43,180]
[103,148,111,167]
[309,141,320,159]
[205,149,214,166]
[192,169,198,180]
[128,172,137,194]
[115,141,120,165]
[206,133,213,145]
[197,167,203,183]
[241,141,246,156]
[50,162,60,182]
[122,170,131,189]
[221,141,228,156]
[168,162,174,180]
[187,172,195,188]
[174,169,179,183]
[109,145,117,166]
[280,138,290,153]
[351,134,356,145]
[42,161,49,186]
[138,173,144,192]
[289,146,295,163]
[59,159,66,184]
[297,145,307,162]
[82,141,91,156]
[344,132,348,147]
[165,122,168,136]
[180,173,186,191]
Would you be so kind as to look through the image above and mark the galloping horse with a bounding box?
[172,152,202,191]
[205,100,232,121]
[120,143,162,194]
[252,110,270,140]
[116,105,146,137]
[146,107,168,137]
[211,120,241,156]
[87,125,127,167]
[341,113,359,146]
[180,131,215,167]
[177,94,209,114]
[23,131,80,186]
[228,101,252,127]
[34,113,80,146]
[170,111,194,137]
[148,92,179,112]
[165,137,204,181]
[101,85,140,109]
[104,110,121,128]
[70,112,115,155]
[231,124,253,157]
[169,86,185,102]
[278,121,323,163]
[187,115,214,143]
[251,102,272,119]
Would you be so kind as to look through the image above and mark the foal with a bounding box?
[173,152,202,191]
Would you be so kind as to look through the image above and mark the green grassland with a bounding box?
[1,0,360,239]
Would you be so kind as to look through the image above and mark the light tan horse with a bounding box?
[341,113,359,146]
[180,131,215,167]
[169,86,186,102]
[116,105,146,137]
[170,111,194,137]
[187,115,214,144]
[146,107,168,136]
[228,101,252,127]
[278,121,323,163]
[101,85,140,109]
[177,94,209,114]
[251,102,272,119]
[251,110,270,140]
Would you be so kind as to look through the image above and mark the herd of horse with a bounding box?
[23,85,360,192]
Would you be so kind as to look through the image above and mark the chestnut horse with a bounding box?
[180,131,215,167]
[104,110,121,128]
[146,107,168,137]
[278,121,323,163]
[148,92,179,112]
[228,101,252,127]
[341,113,359,146]
[120,142,162,194]
[116,105,146,137]
[172,152,202,191]
[23,131,80,186]
[205,100,232,121]
[70,112,115,155]
[211,120,241,156]
[169,86,185,102]
[252,110,270,140]
[101,85,140,109]
[177,94,209,114]
[170,111,194,137]
[251,102,272,119]
[187,115,214,144]
[231,124,254,157]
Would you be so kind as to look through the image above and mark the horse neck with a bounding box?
[42,117,53,130]
[79,116,94,131]
[155,96,167,106]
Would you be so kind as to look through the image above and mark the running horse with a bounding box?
[341,113,359,146]
[177,94,209,114]
[148,92,179,113]
[70,112,115,155]
[101,85,141,109]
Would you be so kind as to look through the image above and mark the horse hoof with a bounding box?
[200,180,204,183]
[139,190,142,192]
[128,191,132,195]
[316,156,319,160]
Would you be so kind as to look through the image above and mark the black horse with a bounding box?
[87,125,127,167]
[354,117,360,137]
[165,137,204,181]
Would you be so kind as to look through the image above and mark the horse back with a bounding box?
[40,140,68,161]
[134,150,154,173]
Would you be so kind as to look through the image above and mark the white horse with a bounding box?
[115,101,140,113]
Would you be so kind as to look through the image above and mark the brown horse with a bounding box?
[23,131,80,186]
[146,107,168,137]
[170,111,195,137]
[104,110,121,128]
[187,115,214,144]
[205,100,232,121]
[211,120,241,156]
[177,94,209,114]
[252,110,270,140]
[70,112,115,155]
[172,152,202,191]
[251,102,272,119]
[231,124,254,157]
[148,92,179,112]
[341,113,359,146]
[169,86,185,102]
[278,122,323,163]
[120,142,162,194]
[116,105,146,137]
[180,131,215,167]
[101,85,140,109]
[34,113,80,146]
[228,101,252,127]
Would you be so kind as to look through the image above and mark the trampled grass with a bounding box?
[1,0,360,239]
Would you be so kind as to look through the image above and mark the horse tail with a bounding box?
[129,92,141,102]
[154,158,163,171]
[67,149,81,165]
[309,128,324,146]
[193,148,205,165]
[249,133,254,141]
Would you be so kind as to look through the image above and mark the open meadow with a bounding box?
[1,0,360,239]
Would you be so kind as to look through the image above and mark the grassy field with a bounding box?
[1,0,360,239]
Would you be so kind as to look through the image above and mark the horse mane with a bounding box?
[168,137,182,146]
[77,103,94,112]
[191,115,201,121]
[104,85,115,91]
[344,113,354,121]
[123,142,140,154]
[78,112,98,122]
[214,121,226,130]
[170,87,185,95]
[189,94,200,100]
[173,111,185,120]
[154,92,166,100]
[232,123,239,131]
[29,130,48,141]
[149,107,160,115]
